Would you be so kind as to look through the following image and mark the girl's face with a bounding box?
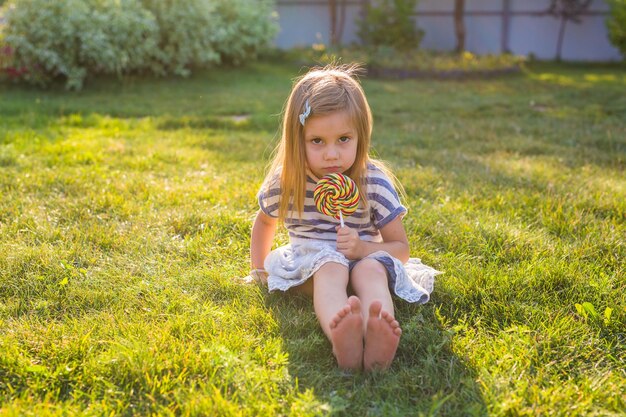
[303,110,358,179]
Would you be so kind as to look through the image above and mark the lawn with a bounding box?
[0,61,625,416]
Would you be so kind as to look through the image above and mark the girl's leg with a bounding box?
[350,258,401,371]
[350,258,394,322]
[313,262,363,370]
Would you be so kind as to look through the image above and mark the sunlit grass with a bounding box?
[0,61,625,415]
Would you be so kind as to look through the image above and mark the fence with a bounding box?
[275,0,622,61]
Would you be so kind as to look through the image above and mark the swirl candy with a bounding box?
[313,173,360,227]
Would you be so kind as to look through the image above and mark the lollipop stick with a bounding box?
[339,211,344,228]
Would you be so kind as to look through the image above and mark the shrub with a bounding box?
[357,0,423,51]
[1,0,161,89]
[139,0,221,77]
[211,0,278,65]
[606,0,626,59]
[0,0,278,89]
[80,1,161,77]
[0,44,28,80]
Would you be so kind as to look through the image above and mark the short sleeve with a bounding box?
[367,167,407,229]
[257,173,281,218]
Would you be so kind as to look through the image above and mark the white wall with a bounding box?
[274,0,623,61]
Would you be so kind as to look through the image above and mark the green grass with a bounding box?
[1,61,625,416]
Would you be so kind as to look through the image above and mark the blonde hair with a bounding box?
[264,64,401,222]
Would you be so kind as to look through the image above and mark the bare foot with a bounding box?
[363,301,401,372]
[329,296,364,371]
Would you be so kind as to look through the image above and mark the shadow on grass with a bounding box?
[265,291,487,415]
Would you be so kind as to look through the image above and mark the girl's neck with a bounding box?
[305,167,320,182]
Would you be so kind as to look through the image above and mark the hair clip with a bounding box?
[299,99,311,126]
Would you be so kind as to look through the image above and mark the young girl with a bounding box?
[250,65,439,372]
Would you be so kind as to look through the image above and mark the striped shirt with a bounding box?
[258,164,407,246]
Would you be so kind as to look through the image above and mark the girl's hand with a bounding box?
[336,226,363,260]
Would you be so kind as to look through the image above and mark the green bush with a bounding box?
[0,0,278,89]
[83,1,161,76]
[606,0,626,59]
[2,0,161,89]
[357,0,423,51]
[140,0,221,77]
[211,0,278,65]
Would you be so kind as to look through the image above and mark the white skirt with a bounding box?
[264,241,441,304]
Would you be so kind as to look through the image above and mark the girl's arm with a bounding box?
[336,216,410,263]
[250,210,278,282]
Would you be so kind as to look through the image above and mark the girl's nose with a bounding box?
[325,146,339,159]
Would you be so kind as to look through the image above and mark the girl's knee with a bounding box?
[314,262,349,286]
[351,258,387,280]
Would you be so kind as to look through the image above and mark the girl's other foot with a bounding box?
[329,296,364,371]
[363,301,401,371]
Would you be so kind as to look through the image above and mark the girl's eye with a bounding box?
[311,138,323,144]
[339,136,350,143]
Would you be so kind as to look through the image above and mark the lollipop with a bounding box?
[313,173,360,227]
